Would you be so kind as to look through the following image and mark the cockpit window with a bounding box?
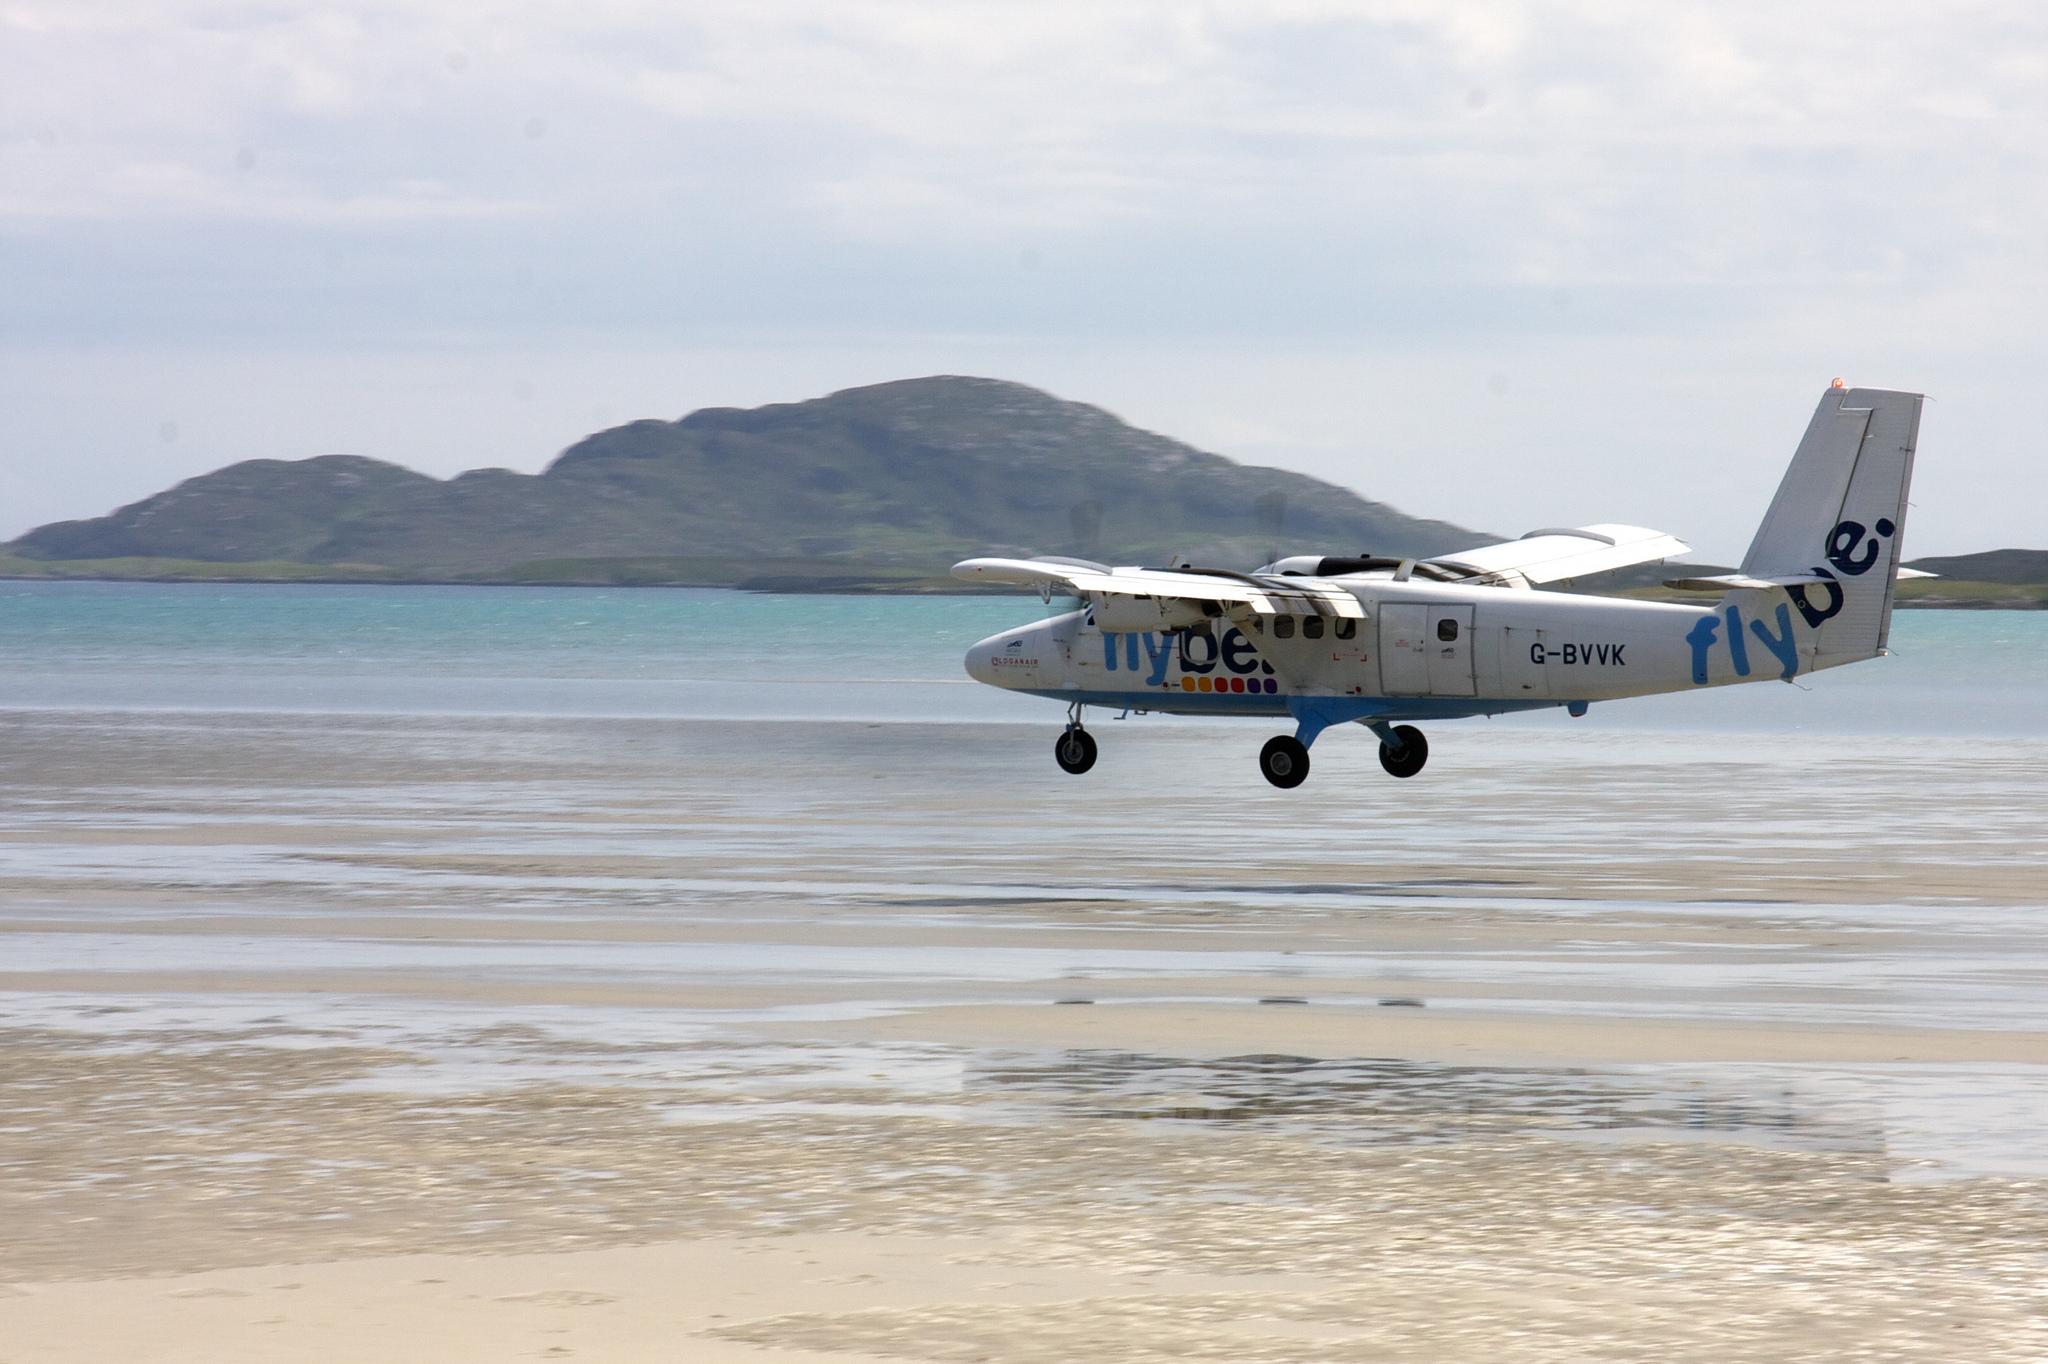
[1273,616,1295,639]
[1302,616,1325,639]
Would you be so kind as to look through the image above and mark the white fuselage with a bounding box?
[967,577,1843,724]
[956,383,1919,787]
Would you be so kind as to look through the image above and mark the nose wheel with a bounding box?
[1054,725,1098,775]
[1377,724,1429,778]
[1259,735,1310,789]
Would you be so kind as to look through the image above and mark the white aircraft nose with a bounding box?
[964,633,1003,685]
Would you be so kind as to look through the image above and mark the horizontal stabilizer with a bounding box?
[1665,566,1936,591]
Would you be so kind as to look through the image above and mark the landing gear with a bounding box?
[1259,735,1310,789]
[1055,704,1098,775]
[1054,727,1097,774]
[1376,724,1429,779]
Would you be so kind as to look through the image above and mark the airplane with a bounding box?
[957,381,1927,787]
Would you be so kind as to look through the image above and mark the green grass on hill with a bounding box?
[0,552,976,593]
[1894,578,2048,609]
[0,553,414,583]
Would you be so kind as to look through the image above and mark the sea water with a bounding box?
[0,580,2039,734]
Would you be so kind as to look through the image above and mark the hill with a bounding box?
[1890,549,2048,609]
[3,377,1479,586]
[1901,548,2048,585]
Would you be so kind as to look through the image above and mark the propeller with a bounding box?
[1048,498,1105,607]
[1068,499,1103,562]
[1052,485,1291,582]
[1253,489,1289,571]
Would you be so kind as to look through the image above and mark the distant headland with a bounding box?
[2,376,2039,605]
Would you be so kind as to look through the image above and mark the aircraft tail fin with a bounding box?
[1737,383,1923,669]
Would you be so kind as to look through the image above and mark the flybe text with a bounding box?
[1683,518,1897,686]
[1102,627,1276,687]
[1531,642,1627,666]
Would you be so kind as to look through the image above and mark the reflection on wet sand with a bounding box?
[4,707,2048,1360]
[978,1051,1885,1160]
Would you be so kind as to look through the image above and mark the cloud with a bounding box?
[8,2,2046,275]
[3,2,2046,554]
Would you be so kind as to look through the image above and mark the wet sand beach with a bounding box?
[4,702,2048,1361]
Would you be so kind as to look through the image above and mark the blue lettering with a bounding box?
[1826,519,1880,576]
[1788,567,1844,629]
[1178,629,1217,674]
[1748,603,1800,680]
[1221,628,1260,675]
[1140,632,1173,686]
[1103,633,1119,671]
[1723,606,1751,677]
[1125,633,1140,672]
[1685,615,1720,686]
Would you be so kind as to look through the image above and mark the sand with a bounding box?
[2,710,2046,1360]
[6,1018,2048,1363]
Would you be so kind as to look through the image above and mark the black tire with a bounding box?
[1054,727,1098,775]
[1378,724,1429,778]
[1259,735,1311,789]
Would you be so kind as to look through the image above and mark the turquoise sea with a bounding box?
[0,581,2041,734]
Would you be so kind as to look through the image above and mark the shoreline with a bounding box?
[3,566,2044,607]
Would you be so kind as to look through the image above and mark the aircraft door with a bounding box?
[1426,605,1476,696]
[1501,625,1549,698]
[1378,604,1429,695]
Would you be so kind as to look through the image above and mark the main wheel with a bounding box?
[1259,735,1310,789]
[1054,727,1098,775]
[1377,724,1429,778]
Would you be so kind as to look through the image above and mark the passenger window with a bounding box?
[1437,619,1460,642]
[1302,616,1325,639]
[1334,619,1356,641]
[1273,616,1295,639]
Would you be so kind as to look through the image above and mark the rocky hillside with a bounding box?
[6,377,1479,581]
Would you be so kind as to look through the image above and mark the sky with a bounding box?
[3,2,2045,562]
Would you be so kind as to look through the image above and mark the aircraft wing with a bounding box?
[1426,523,1691,586]
[952,557,1365,621]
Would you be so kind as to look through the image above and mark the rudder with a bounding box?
[1739,384,1923,670]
